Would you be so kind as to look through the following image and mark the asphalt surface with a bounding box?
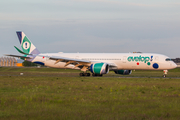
[1,72,180,79]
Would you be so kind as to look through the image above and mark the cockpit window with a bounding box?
[166,58,172,61]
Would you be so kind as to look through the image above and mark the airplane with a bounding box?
[6,31,177,77]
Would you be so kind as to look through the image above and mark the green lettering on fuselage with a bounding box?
[127,55,150,63]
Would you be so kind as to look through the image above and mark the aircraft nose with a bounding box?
[172,62,177,69]
[174,63,177,68]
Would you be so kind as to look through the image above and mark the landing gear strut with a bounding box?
[79,73,91,76]
[163,70,168,78]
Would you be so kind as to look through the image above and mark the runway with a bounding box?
[1,72,180,79]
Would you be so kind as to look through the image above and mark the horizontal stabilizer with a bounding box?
[5,54,33,59]
[14,46,31,55]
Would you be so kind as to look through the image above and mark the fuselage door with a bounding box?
[155,56,159,62]
[123,56,127,63]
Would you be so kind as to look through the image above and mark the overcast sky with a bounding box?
[0,0,180,58]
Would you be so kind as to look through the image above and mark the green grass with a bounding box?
[0,67,180,119]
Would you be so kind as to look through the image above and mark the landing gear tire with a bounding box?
[79,73,84,76]
[79,73,91,77]
[163,74,166,78]
[84,73,91,76]
[92,73,103,77]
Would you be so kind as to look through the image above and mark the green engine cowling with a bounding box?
[90,63,109,75]
[114,70,132,75]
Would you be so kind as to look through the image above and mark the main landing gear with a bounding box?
[79,73,103,77]
[79,73,91,76]
[92,73,103,77]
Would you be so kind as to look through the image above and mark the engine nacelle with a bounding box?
[114,70,132,75]
[90,63,109,75]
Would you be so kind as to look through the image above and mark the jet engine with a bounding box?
[90,63,109,75]
[114,70,132,75]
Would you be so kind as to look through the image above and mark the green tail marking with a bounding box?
[14,46,30,55]
[21,36,32,54]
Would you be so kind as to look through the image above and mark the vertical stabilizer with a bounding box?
[16,31,40,55]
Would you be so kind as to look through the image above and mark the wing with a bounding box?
[47,56,117,71]
[49,56,91,69]
[49,56,90,63]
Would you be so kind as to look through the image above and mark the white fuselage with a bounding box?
[30,53,177,71]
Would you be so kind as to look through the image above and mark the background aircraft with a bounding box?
[6,32,177,77]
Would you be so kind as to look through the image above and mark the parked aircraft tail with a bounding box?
[16,31,40,55]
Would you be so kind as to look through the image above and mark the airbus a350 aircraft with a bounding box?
[6,31,177,77]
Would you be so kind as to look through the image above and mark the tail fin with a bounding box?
[16,31,40,55]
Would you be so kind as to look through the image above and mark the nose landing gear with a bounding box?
[163,70,168,78]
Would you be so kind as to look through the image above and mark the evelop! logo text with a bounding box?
[127,56,151,63]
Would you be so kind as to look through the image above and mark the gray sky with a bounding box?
[0,0,180,58]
